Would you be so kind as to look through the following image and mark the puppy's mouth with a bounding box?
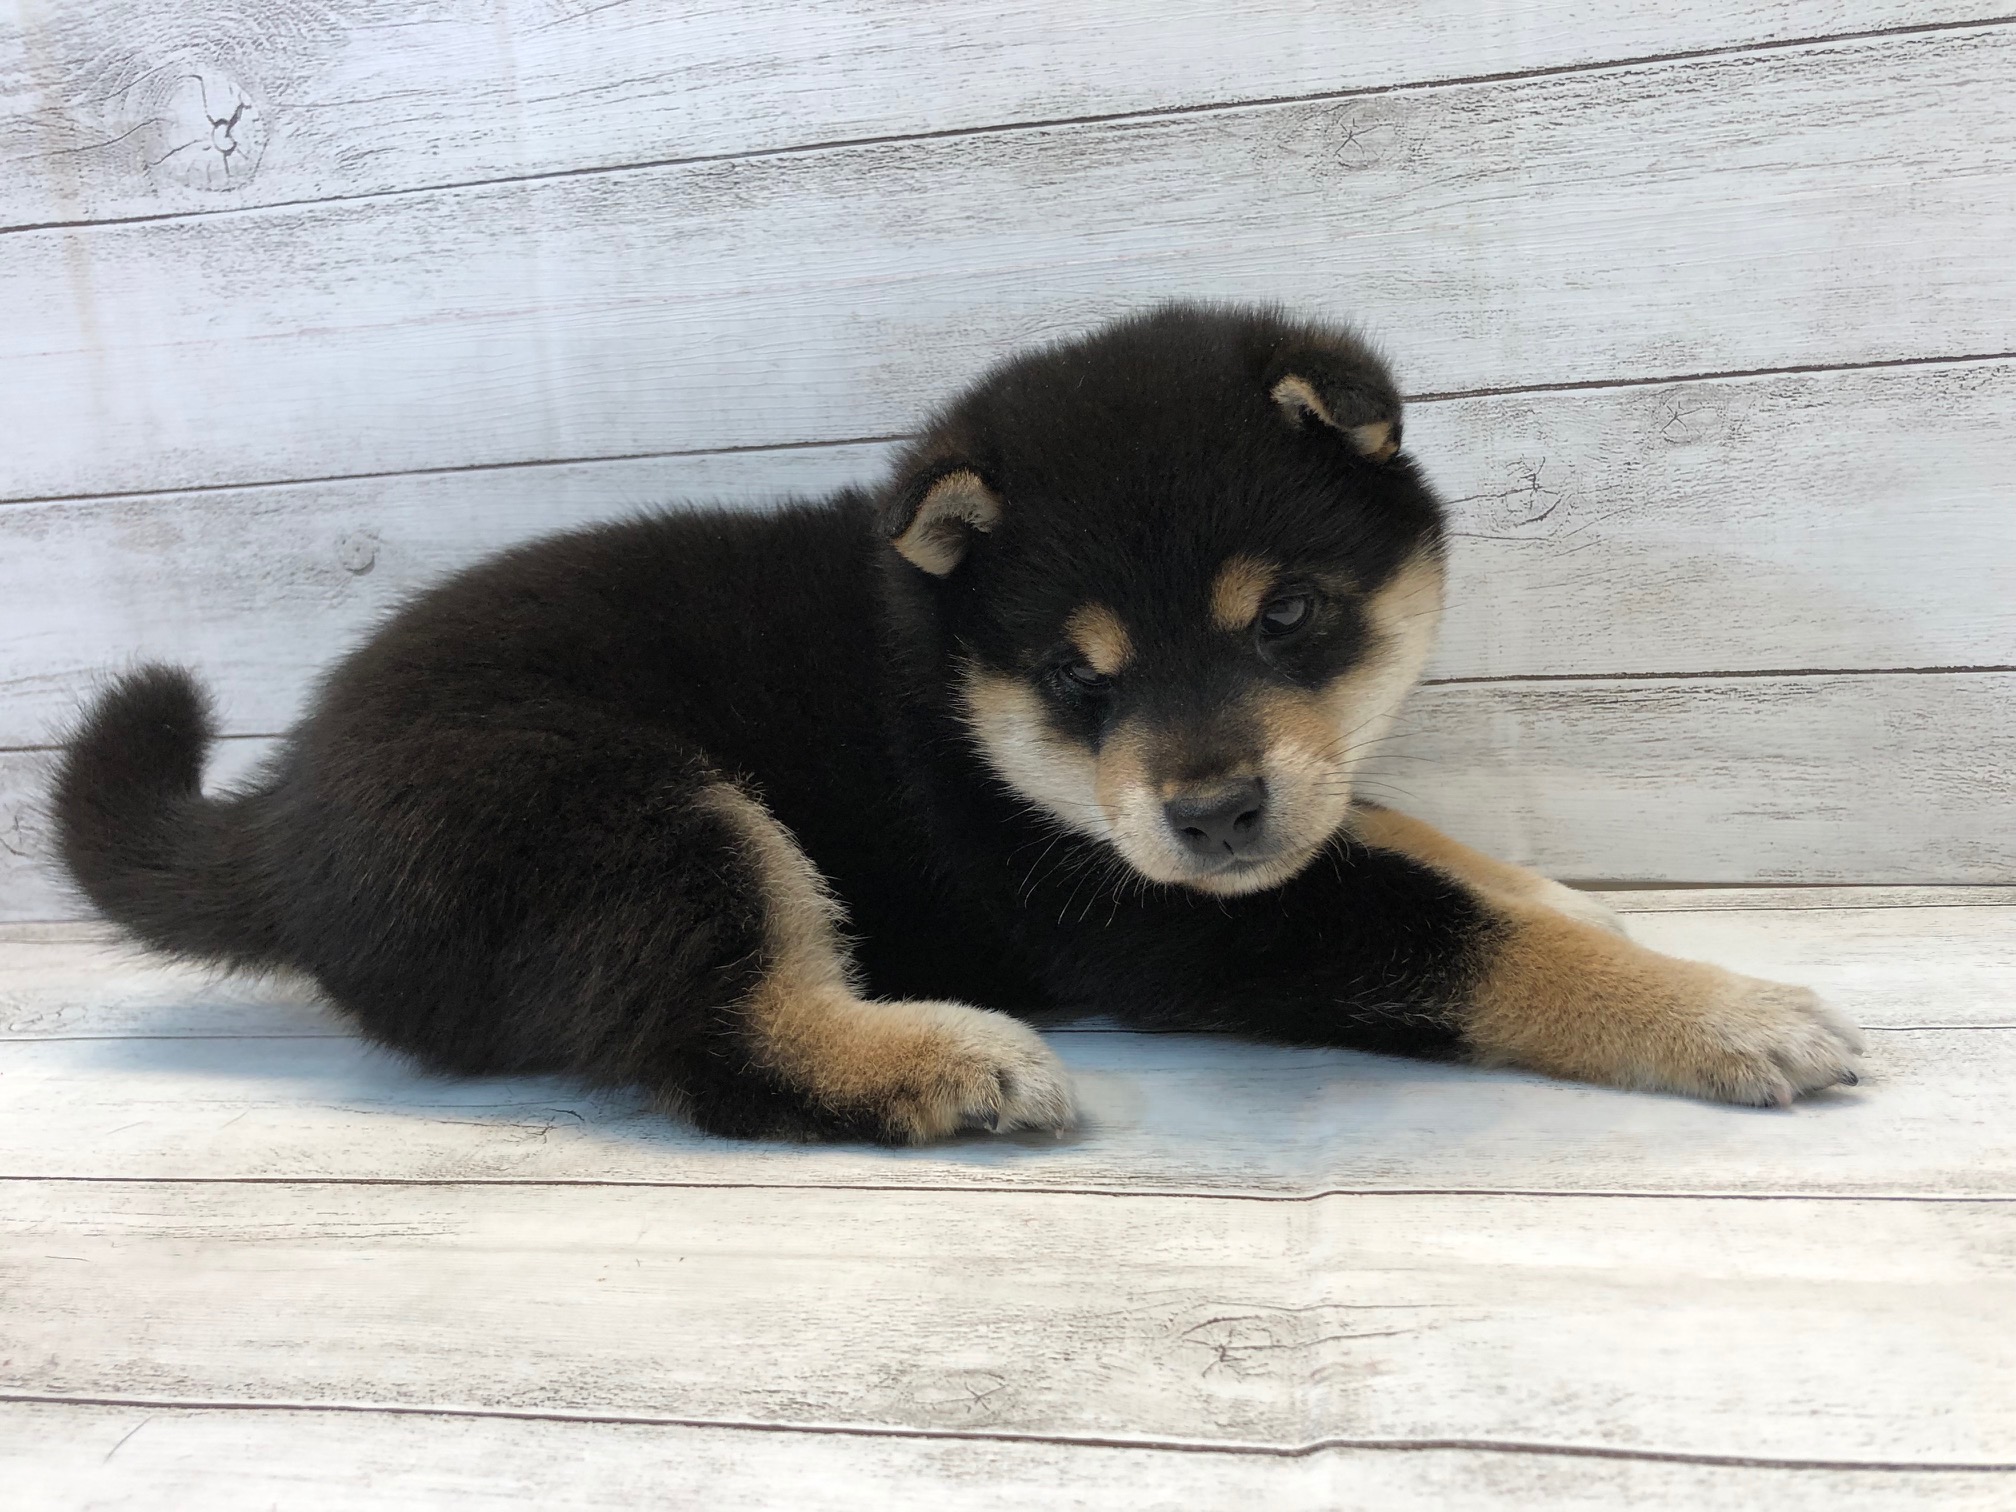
[1167,844,1324,897]
[1098,774,1344,898]
[954,667,1368,899]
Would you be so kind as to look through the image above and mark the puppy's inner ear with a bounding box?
[1270,373,1401,463]
[890,469,1004,576]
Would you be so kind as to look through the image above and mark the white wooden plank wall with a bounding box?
[6,8,2016,1504]
[4,5,2013,914]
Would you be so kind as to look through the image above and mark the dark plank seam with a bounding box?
[9,665,2015,757]
[0,1390,2009,1472]
[2,13,2011,240]
[2,1176,2010,1203]
[5,350,2013,513]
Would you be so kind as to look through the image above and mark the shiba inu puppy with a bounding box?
[53,305,1863,1142]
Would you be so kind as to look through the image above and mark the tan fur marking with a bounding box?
[1308,549,1444,785]
[891,469,1003,576]
[1349,419,1400,462]
[1163,549,1445,895]
[699,783,1074,1141]
[1209,555,1276,632]
[1091,718,1156,833]
[696,783,853,994]
[959,669,1110,841]
[1270,374,1336,429]
[1350,805,1625,935]
[1065,602,1134,676]
[1466,902,1864,1106]
[1271,375,1399,460]
[956,552,1448,897]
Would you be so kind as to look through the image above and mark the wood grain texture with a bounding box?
[1417,358,2016,680]
[7,1402,2007,1512]
[4,1180,2011,1461]
[4,358,2011,750]
[5,26,2015,501]
[0,937,328,1039]
[0,1022,2005,1195]
[0,444,901,748]
[0,746,61,923]
[9,894,2007,1039]
[1608,887,2016,912]
[1,1,1995,229]
[7,668,2010,920]
[1619,907,2016,1021]
[1362,672,2016,883]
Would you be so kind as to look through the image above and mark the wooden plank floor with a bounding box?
[4,888,2011,1508]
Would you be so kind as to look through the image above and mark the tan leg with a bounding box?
[1351,805,1864,1104]
[1468,900,1864,1104]
[1351,804,1628,935]
[702,785,1076,1143]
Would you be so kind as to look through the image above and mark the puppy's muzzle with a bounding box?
[1163,777,1269,860]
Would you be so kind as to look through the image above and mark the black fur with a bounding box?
[54,304,1496,1141]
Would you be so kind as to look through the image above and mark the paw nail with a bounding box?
[1837,1070,1859,1087]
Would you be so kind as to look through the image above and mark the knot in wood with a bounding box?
[148,69,265,193]
[336,532,380,575]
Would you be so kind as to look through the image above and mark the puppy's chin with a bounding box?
[1109,835,1329,898]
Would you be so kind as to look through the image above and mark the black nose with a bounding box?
[1164,779,1268,859]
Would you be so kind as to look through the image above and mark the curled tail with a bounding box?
[51,666,285,965]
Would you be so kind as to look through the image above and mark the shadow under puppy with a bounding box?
[52,304,1864,1143]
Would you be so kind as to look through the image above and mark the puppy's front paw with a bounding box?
[1653,976,1866,1107]
[1465,908,1865,1107]
[878,1003,1078,1143]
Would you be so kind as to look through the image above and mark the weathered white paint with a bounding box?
[10,891,2009,1039]
[4,359,2011,756]
[1362,673,2016,883]
[5,27,2015,501]
[1417,358,2016,680]
[1608,887,2016,912]
[7,670,2009,921]
[12,1401,2010,1512]
[2,895,2010,1494]
[6,1401,2008,1512]
[4,1179,2010,1460]
[3,0,1990,228]
[0,444,903,749]
[1619,907,2016,1019]
[0,1019,2005,1196]
[0,936,329,1039]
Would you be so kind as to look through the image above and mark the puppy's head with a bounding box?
[880,304,1444,897]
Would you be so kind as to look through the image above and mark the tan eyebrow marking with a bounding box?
[1209,555,1277,632]
[1064,603,1134,676]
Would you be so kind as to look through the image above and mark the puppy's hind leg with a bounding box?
[293,705,1071,1143]
[683,785,1075,1143]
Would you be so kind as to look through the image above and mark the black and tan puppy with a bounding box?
[53,305,1864,1142]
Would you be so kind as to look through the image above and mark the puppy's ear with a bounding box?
[887,467,1003,576]
[1266,334,1405,463]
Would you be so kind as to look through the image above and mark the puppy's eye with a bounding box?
[1258,593,1314,637]
[1056,659,1112,693]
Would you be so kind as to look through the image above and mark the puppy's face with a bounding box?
[884,306,1447,898]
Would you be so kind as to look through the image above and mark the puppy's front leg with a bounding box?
[1351,802,1629,936]
[1356,807,1866,1104]
[1462,899,1864,1105]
